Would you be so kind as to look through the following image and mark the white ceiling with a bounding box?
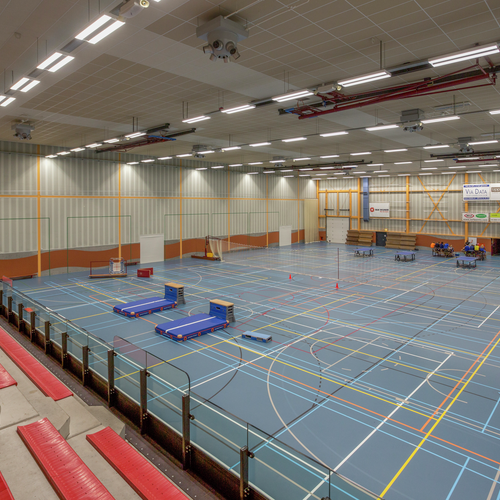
[0,0,499,176]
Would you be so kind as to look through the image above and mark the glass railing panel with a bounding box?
[114,353,141,404]
[88,336,109,381]
[190,392,247,469]
[66,323,87,361]
[49,311,66,347]
[147,373,183,434]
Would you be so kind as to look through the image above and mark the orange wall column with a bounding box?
[37,145,41,276]
[180,166,183,259]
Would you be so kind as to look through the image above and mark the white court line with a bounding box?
[383,282,429,303]
[478,305,500,328]
[333,351,454,471]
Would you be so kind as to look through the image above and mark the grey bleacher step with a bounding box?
[0,424,59,500]
[0,385,38,430]
[0,349,70,437]
[67,427,142,500]
[57,395,101,439]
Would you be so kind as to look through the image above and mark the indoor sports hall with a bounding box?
[1,1,500,500]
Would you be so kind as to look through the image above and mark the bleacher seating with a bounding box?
[87,427,189,499]
[0,364,16,389]
[345,230,373,246]
[17,418,113,500]
[385,232,417,250]
[0,472,15,500]
[0,328,72,401]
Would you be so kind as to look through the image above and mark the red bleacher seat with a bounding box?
[87,427,189,500]
[0,472,14,500]
[0,364,16,389]
[18,418,114,500]
[0,328,71,401]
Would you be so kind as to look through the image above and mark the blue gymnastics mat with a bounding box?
[113,297,176,318]
[155,313,228,341]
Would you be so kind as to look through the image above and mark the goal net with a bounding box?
[208,237,269,262]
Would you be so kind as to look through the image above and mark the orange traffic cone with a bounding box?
[289,274,292,280]
[336,283,339,289]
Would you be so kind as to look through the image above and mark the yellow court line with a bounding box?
[379,332,500,499]
[74,283,127,303]
[396,258,456,280]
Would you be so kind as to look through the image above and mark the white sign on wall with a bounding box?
[463,184,500,201]
[462,213,490,222]
[369,203,390,217]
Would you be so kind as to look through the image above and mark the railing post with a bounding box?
[7,296,12,322]
[0,290,3,317]
[182,394,192,470]
[61,332,68,369]
[29,310,36,342]
[44,321,51,354]
[107,350,116,408]
[140,369,148,435]
[18,303,23,332]
[240,446,250,499]
[82,345,90,386]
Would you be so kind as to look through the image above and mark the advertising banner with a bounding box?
[463,184,490,201]
[490,213,500,223]
[462,213,490,222]
[369,203,390,217]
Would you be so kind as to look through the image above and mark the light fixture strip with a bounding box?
[75,15,112,40]
[338,70,391,87]
[48,56,74,73]
[37,52,64,70]
[87,20,124,44]
[20,80,40,93]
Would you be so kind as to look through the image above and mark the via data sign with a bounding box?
[462,212,490,222]
[463,184,490,201]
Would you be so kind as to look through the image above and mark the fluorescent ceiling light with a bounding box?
[48,55,74,72]
[398,174,410,176]
[195,167,207,171]
[395,161,412,164]
[320,155,339,159]
[320,131,348,138]
[70,147,85,152]
[450,166,466,168]
[353,171,366,174]
[270,159,285,163]
[378,175,390,177]
[360,175,371,178]
[248,172,259,175]
[423,144,450,149]
[490,110,500,115]
[88,20,124,44]
[125,132,146,138]
[282,137,306,142]
[338,70,391,87]
[198,150,214,154]
[280,169,293,172]
[366,124,399,131]
[385,148,407,153]
[320,166,335,170]
[299,174,310,177]
[0,96,5,103]
[45,155,57,158]
[127,162,139,165]
[248,162,263,165]
[0,97,15,107]
[211,165,224,169]
[20,80,40,93]
[76,15,111,40]
[420,173,433,176]
[376,170,388,172]
[293,157,311,161]
[333,173,345,175]
[421,167,438,170]
[263,170,275,173]
[424,159,444,163]
[467,170,482,173]
[221,146,241,151]
[141,159,154,163]
[429,43,499,67]
[182,116,210,124]
[421,116,460,124]
[299,168,312,171]
[326,177,337,180]
[177,154,191,157]
[158,156,172,160]
[229,164,243,167]
[221,104,255,114]
[250,142,271,147]
[104,138,119,143]
[478,164,498,167]
[11,78,29,90]
[342,165,357,168]
[343,176,354,178]
[442,172,455,174]
[284,175,294,178]
[38,53,64,69]
[272,89,314,102]
[350,152,371,155]
[469,140,498,145]
[57,151,71,155]
[86,143,102,148]
[316,174,327,176]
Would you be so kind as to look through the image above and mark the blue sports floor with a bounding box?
[13,243,500,500]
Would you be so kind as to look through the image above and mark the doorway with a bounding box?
[376,231,387,247]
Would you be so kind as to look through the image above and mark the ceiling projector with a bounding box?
[12,122,34,140]
[197,16,249,63]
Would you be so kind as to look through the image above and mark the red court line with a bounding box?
[191,337,500,467]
